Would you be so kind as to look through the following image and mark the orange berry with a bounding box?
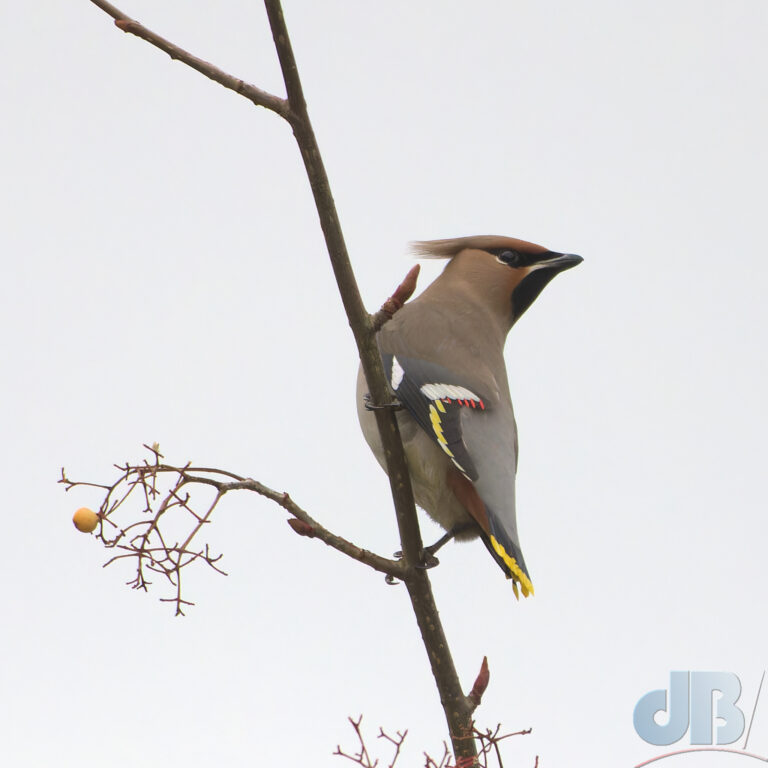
[72,507,99,533]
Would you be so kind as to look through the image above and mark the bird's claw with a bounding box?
[363,393,403,412]
[416,552,440,569]
[393,549,440,569]
[384,573,400,585]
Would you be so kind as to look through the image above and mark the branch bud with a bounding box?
[468,656,490,706]
[287,518,316,538]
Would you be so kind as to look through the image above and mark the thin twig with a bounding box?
[63,445,405,614]
[87,0,289,117]
[80,2,486,761]
[378,726,408,768]
[334,716,408,768]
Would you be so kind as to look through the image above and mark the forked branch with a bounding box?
[62,444,405,615]
[88,0,289,117]
[81,1,487,763]
[333,715,535,768]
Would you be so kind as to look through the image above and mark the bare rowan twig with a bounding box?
[87,0,289,117]
[424,744,452,768]
[262,5,481,754]
[333,716,532,768]
[80,2,487,762]
[470,723,533,768]
[378,726,408,768]
[62,444,405,614]
[334,716,407,768]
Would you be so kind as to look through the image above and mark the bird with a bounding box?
[356,235,582,597]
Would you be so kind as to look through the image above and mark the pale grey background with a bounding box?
[2,2,766,766]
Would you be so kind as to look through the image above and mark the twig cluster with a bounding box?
[61,443,406,615]
[61,444,229,615]
[334,716,407,768]
[468,723,534,768]
[334,716,535,768]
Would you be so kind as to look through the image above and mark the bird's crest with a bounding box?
[410,235,548,259]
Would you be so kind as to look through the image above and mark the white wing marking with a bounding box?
[390,356,405,390]
[420,382,480,403]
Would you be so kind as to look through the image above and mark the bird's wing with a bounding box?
[380,352,485,481]
[379,351,533,596]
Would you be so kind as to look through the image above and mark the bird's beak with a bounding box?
[509,251,583,327]
[534,252,584,273]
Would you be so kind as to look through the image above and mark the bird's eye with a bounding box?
[496,250,521,267]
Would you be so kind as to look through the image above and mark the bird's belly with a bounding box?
[402,425,478,538]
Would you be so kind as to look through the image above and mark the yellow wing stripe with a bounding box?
[490,535,534,598]
[428,404,455,457]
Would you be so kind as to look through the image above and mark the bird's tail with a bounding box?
[481,519,534,599]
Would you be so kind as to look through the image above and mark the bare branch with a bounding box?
[335,716,407,768]
[63,446,405,614]
[239,477,405,578]
[87,0,289,118]
[334,716,377,768]
[377,726,408,768]
[78,3,493,762]
[334,716,531,768]
[424,743,452,768]
[261,0,425,567]
[469,723,533,768]
[261,3,480,761]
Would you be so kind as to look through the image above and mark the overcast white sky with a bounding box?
[2,2,767,767]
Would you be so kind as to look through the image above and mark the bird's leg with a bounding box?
[363,392,403,411]
[419,522,476,566]
[394,522,476,569]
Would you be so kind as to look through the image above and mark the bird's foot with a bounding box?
[417,551,440,569]
[393,548,440,569]
[392,523,476,569]
[363,393,403,412]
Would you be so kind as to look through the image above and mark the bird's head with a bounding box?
[411,235,582,328]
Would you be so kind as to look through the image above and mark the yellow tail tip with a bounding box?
[490,535,534,598]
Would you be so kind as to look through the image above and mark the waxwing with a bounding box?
[357,235,582,597]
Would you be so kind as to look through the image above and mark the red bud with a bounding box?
[287,518,316,538]
[469,656,490,705]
